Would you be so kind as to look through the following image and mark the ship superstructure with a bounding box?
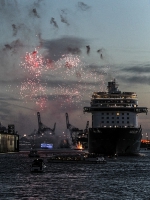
[84,79,148,155]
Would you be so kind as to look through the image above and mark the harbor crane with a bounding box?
[65,113,80,145]
[37,112,56,135]
[65,113,89,147]
[84,121,89,133]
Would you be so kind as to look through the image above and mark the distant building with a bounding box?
[0,124,19,153]
[19,136,31,150]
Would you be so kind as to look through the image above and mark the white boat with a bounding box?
[30,159,46,173]
[28,149,40,158]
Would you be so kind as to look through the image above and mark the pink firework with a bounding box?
[20,79,47,102]
[53,54,104,105]
[21,49,48,78]
[52,84,83,108]
[20,49,48,109]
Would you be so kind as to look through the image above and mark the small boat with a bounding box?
[28,149,40,158]
[30,159,45,173]
[47,154,107,164]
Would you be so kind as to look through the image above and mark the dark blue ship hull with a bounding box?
[88,127,142,155]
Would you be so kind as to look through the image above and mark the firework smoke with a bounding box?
[78,2,90,11]
[60,14,69,26]
[12,24,17,36]
[86,45,90,54]
[32,8,40,18]
[50,17,59,28]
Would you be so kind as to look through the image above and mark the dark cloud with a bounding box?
[117,75,150,85]
[67,47,81,54]
[43,36,86,61]
[122,65,150,73]
[78,2,91,11]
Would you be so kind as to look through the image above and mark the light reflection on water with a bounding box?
[0,152,150,200]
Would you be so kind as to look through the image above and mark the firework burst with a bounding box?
[19,49,109,110]
[47,53,108,108]
[20,49,48,110]
[20,49,48,78]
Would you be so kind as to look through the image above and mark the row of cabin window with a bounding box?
[94,100,135,103]
[101,121,130,124]
[101,113,129,115]
[101,117,129,119]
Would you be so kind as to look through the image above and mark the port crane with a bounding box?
[65,113,80,145]
[84,121,89,133]
[65,113,89,147]
[37,112,56,135]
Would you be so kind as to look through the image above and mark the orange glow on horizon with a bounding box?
[141,139,150,143]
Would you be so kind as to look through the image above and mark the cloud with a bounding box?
[114,63,150,85]
[122,64,150,73]
[43,36,87,61]
[117,75,150,85]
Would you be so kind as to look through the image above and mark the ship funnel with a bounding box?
[107,79,120,93]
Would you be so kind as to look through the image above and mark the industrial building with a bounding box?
[0,124,19,153]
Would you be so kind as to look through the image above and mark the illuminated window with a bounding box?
[117,113,119,116]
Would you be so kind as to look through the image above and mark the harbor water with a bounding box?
[0,150,150,200]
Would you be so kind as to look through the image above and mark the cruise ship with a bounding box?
[84,79,148,155]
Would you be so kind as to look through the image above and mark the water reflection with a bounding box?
[0,152,150,199]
